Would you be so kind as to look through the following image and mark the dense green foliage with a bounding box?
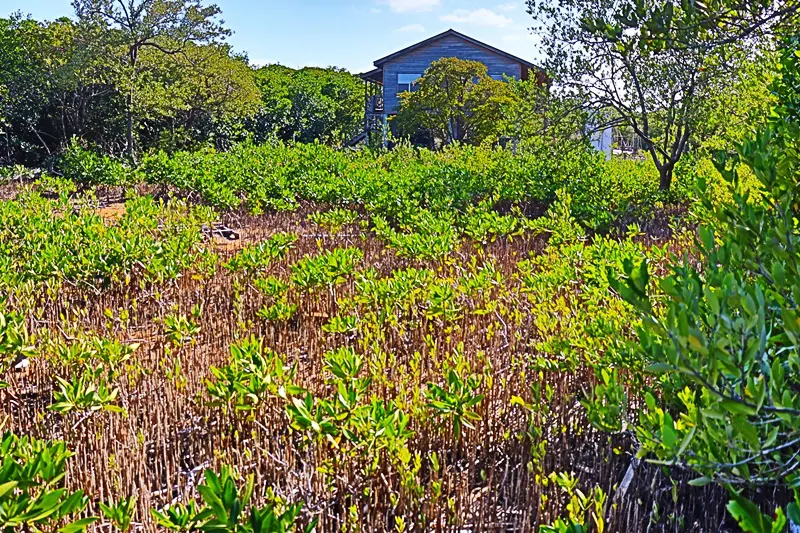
[59,140,695,235]
[0,432,97,532]
[0,15,124,164]
[585,34,800,531]
[0,188,217,287]
[72,0,232,157]
[394,58,516,147]
[134,43,261,152]
[251,65,363,146]
[0,7,363,165]
[0,11,260,163]
[608,133,800,482]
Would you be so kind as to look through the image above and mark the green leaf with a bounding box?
[720,399,758,416]
[646,362,673,373]
[661,412,677,449]
[0,480,18,498]
[727,493,770,533]
[59,517,99,533]
[676,425,696,456]
[698,225,715,251]
[688,476,713,487]
[630,259,649,294]
[771,262,786,286]
[771,508,787,533]
[644,392,656,411]
[788,502,800,527]
[197,485,227,522]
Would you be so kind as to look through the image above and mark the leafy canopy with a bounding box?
[527,0,757,190]
[251,65,363,145]
[394,57,517,147]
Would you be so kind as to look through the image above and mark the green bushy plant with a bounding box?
[308,208,359,233]
[99,495,137,532]
[0,192,217,288]
[0,432,97,531]
[225,233,297,275]
[540,472,607,533]
[607,127,800,487]
[59,141,130,186]
[206,336,303,412]
[290,247,362,291]
[150,465,314,532]
[597,45,800,524]
[372,211,459,260]
[425,368,483,439]
[117,139,682,240]
[0,310,35,380]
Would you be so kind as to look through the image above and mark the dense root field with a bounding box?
[0,189,776,532]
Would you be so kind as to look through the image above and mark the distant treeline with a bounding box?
[0,11,364,166]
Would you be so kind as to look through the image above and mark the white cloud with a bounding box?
[396,23,426,33]
[496,2,518,11]
[370,7,382,13]
[384,0,441,13]
[441,8,513,27]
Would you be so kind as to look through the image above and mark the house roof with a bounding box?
[360,68,383,84]
[372,29,540,70]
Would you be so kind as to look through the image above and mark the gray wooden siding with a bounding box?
[381,35,523,112]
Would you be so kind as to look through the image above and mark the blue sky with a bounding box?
[3,0,543,73]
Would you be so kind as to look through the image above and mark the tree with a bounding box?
[501,78,591,156]
[0,10,256,162]
[527,0,755,190]
[250,64,294,142]
[394,58,517,147]
[690,50,777,153]
[250,65,363,145]
[608,0,798,51]
[136,43,260,151]
[0,15,55,162]
[592,38,800,529]
[0,15,122,165]
[72,0,229,158]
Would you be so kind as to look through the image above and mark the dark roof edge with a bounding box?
[358,68,383,83]
[373,29,541,71]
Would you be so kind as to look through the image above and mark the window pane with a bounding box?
[398,73,422,84]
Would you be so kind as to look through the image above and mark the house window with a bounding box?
[397,73,422,93]
[490,74,507,81]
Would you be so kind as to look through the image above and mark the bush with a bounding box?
[59,140,131,186]
[62,139,697,236]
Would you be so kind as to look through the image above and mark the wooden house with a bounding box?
[350,29,543,145]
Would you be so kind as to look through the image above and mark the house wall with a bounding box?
[380,35,523,113]
[590,126,613,160]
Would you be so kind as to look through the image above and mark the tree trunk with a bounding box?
[126,90,134,158]
[126,46,138,162]
[659,164,674,191]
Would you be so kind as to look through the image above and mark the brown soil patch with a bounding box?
[96,203,127,223]
[0,183,22,201]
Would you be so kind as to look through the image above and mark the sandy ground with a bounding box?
[95,203,127,223]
